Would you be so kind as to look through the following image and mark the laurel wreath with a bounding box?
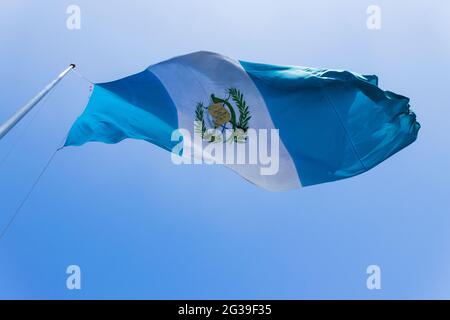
[195,88,251,143]
[194,102,207,138]
[229,88,251,132]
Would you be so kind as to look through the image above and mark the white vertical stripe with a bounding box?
[149,51,301,191]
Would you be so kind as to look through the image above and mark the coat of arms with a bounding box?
[194,88,252,143]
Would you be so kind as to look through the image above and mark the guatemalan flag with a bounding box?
[65,51,420,191]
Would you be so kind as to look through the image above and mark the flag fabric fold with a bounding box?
[65,51,420,191]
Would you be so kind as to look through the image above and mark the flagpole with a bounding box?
[0,64,75,141]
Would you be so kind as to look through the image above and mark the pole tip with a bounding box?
[70,63,76,69]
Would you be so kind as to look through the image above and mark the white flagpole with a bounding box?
[0,64,75,141]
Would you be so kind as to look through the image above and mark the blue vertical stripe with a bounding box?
[65,69,179,152]
[241,61,420,186]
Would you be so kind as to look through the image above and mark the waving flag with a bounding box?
[65,51,420,191]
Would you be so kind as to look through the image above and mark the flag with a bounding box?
[65,51,420,191]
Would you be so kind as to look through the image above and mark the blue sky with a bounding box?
[0,0,449,299]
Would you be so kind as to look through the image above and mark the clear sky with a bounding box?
[0,0,449,299]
